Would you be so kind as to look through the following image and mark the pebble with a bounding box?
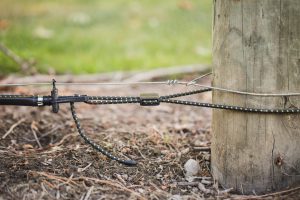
[184,159,200,178]
[137,188,145,194]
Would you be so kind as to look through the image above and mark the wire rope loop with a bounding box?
[166,79,178,85]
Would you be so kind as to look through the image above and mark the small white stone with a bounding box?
[137,188,145,194]
[184,159,200,178]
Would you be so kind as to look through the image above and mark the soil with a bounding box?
[0,75,299,200]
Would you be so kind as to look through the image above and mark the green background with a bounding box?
[0,0,212,74]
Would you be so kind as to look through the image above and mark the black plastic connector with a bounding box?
[140,93,160,106]
[51,79,59,113]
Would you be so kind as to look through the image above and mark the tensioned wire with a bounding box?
[1,73,300,97]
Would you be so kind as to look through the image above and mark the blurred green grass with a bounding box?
[0,0,212,74]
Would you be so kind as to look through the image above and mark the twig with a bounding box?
[29,171,79,187]
[133,146,147,160]
[75,176,147,200]
[41,182,52,195]
[40,125,62,138]
[149,181,170,197]
[0,43,24,66]
[2,118,25,139]
[193,146,211,152]
[0,43,32,72]
[31,122,42,148]
[177,177,212,186]
[114,174,127,186]
[78,163,93,173]
[42,180,56,189]
[83,186,94,200]
[57,173,74,188]
[53,133,77,146]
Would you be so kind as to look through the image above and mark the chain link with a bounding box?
[85,89,300,113]
[73,89,300,165]
[70,102,137,166]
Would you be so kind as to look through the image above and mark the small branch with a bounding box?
[76,176,147,200]
[0,43,33,73]
[0,43,23,66]
[31,121,42,149]
[2,118,25,139]
[29,171,79,188]
[83,186,94,200]
[114,173,127,186]
[77,163,93,173]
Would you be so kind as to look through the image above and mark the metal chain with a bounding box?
[85,89,300,113]
[70,102,137,166]
[72,88,300,165]
[160,99,300,113]
[86,88,211,104]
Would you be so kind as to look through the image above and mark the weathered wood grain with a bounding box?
[212,0,300,194]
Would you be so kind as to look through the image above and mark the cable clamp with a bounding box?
[140,93,160,106]
[37,95,44,106]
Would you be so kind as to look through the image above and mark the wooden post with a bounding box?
[211,0,300,194]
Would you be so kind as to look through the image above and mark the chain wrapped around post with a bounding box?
[85,88,300,114]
